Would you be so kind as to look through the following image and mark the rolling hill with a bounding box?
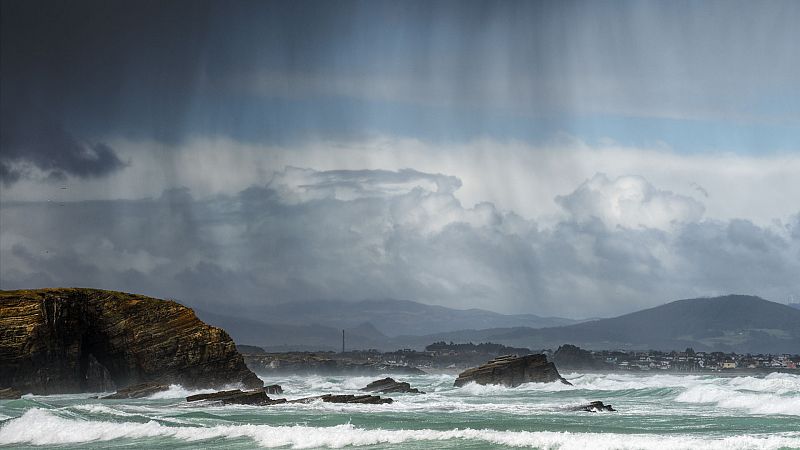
[484,295,800,353]
[240,298,581,336]
[199,295,800,354]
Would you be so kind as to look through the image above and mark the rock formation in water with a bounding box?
[0,288,263,394]
[454,354,572,387]
[569,400,616,412]
[360,377,424,394]
[187,389,284,405]
[187,389,392,405]
[101,382,170,399]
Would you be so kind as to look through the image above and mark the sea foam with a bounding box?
[1,408,798,449]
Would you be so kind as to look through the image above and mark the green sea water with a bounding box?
[1,372,799,449]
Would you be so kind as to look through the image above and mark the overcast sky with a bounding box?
[1,0,799,318]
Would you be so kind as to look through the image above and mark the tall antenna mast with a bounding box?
[342,329,345,353]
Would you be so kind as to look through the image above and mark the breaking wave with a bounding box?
[1,408,798,449]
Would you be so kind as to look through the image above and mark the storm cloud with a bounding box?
[2,168,797,317]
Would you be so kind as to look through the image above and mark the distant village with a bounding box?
[339,342,800,372]
[239,341,800,374]
[543,347,800,372]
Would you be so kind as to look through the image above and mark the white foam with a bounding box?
[71,404,139,417]
[146,384,227,399]
[675,385,800,416]
[1,409,798,449]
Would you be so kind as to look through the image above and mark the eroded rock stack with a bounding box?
[0,288,263,394]
[454,354,572,387]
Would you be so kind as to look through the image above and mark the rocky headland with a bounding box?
[0,288,262,395]
[454,354,572,387]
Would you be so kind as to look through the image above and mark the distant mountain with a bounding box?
[789,303,800,311]
[200,295,800,354]
[194,309,390,352]
[483,295,800,354]
[244,298,581,337]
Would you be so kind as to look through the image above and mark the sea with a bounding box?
[1,371,799,449]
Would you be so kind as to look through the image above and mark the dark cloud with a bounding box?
[1,168,797,318]
[0,110,126,184]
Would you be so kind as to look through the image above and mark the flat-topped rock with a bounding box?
[102,382,169,399]
[360,377,424,394]
[454,354,572,388]
[186,389,286,405]
[0,288,262,394]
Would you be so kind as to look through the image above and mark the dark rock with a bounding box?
[454,354,572,387]
[290,394,393,404]
[0,288,263,394]
[0,387,21,399]
[360,377,424,394]
[186,389,286,405]
[569,400,616,412]
[264,384,283,395]
[553,344,608,371]
[186,389,390,405]
[102,382,169,399]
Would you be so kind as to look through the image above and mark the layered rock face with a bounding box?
[454,354,572,387]
[0,288,262,394]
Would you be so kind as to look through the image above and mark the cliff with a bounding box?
[0,288,262,394]
[454,354,571,387]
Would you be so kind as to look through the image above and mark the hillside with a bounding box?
[243,298,581,337]
[487,295,800,353]
[194,309,392,351]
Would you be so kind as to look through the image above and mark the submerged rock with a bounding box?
[0,288,263,394]
[360,377,424,394]
[570,400,616,412]
[102,382,169,399]
[454,354,572,388]
[0,387,21,399]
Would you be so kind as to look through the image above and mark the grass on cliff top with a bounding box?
[0,288,189,311]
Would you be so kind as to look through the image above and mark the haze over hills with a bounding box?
[237,299,581,337]
[200,295,800,354]
[195,299,581,351]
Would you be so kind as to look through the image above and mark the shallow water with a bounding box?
[1,372,799,449]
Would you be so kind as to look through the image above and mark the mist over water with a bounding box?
[2,372,799,449]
